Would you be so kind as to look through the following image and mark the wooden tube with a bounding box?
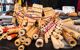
[63,26,80,39]
[19,36,26,43]
[62,31,77,47]
[35,37,44,48]
[18,45,25,50]
[7,34,17,40]
[15,39,21,46]
[24,38,31,46]
[51,35,60,49]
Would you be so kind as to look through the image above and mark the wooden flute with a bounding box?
[62,30,77,47]
[64,25,80,33]
[62,26,80,40]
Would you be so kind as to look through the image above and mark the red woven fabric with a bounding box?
[77,0,80,11]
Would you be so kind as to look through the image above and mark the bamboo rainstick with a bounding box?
[62,30,77,47]
[62,26,80,40]
[15,39,21,46]
[18,45,25,50]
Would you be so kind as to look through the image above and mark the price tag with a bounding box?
[62,6,75,14]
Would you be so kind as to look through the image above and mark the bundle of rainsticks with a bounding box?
[0,3,80,50]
